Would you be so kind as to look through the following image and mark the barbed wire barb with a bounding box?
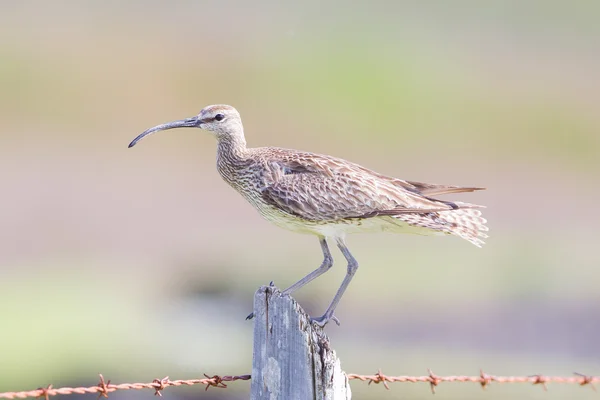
[95,375,110,400]
[150,377,169,397]
[575,372,597,391]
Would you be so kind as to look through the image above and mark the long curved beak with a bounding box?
[128,116,200,148]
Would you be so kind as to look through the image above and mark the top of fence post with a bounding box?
[250,285,351,400]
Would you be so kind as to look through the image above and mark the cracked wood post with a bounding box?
[250,285,351,399]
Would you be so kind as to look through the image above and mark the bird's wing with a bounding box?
[259,151,458,221]
[402,180,485,196]
[341,163,486,197]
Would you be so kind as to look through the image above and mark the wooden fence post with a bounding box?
[250,285,351,399]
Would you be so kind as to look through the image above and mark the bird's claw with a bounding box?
[310,313,341,327]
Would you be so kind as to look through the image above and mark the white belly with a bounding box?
[255,202,442,238]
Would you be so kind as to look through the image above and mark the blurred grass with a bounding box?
[2,34,597,169]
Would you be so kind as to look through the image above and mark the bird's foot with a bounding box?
[310,313,341,327]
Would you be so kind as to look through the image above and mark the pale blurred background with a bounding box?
[1,1,599,399]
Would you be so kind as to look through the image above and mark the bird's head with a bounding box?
[128,104,244,148]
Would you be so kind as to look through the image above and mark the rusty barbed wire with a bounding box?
[346,369,598,393]
[0,374,251,399]
[0,370,598,399]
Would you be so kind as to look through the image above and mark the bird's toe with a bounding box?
[310,313,341,327]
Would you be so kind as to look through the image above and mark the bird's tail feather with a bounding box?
[391,202,489,247]
[438,203,489,247]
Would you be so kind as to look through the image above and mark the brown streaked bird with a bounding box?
[129,105,488,326]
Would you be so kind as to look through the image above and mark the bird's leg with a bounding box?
[281,237,333,295]
[311,237,359,327]
[245,237,333,321]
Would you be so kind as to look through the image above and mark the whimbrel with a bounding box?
[129,105,488,326]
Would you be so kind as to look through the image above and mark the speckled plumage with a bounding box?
[129,104,488,325]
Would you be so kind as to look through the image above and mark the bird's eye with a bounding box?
[214,113,225,122]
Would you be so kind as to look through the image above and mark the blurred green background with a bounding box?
[1,1,599,399]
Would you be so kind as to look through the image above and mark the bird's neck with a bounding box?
[217,133,247,160]
[216,134,249,187]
